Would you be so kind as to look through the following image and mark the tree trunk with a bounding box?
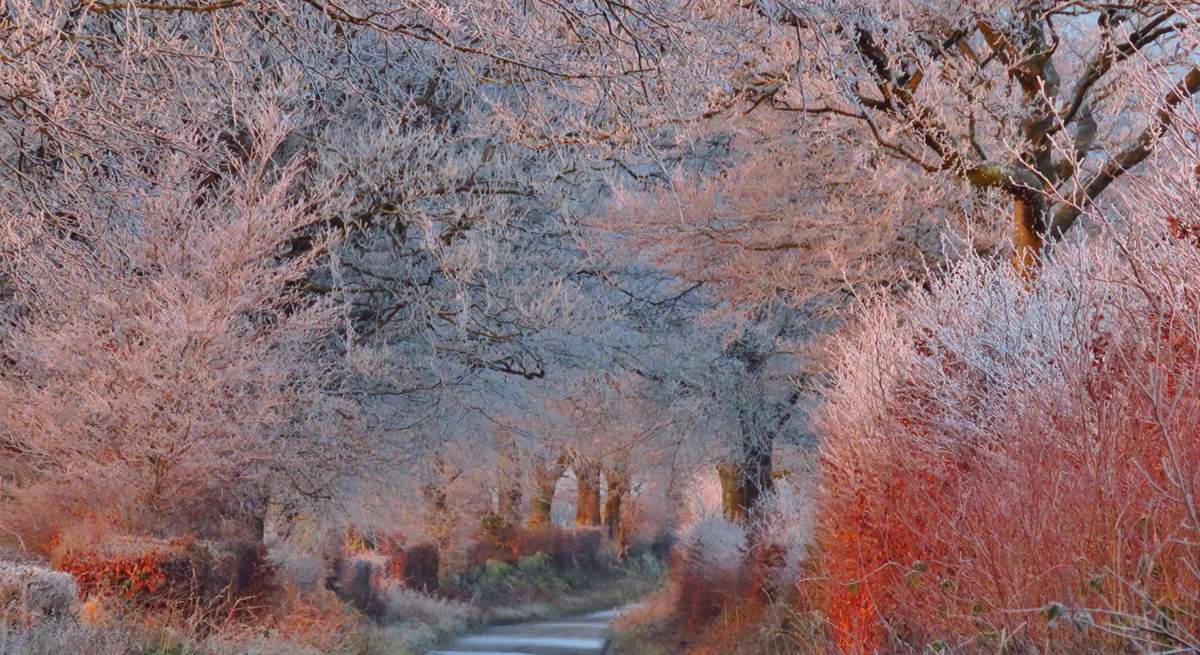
[718,462,748,523]
[421,482,454,550]
[665,459,686,530]
[965,165,1050,278]
[718,430,773,525]
[529,491,554,527]
[1012,193,1045,279]
[603,492,622,537]
[603,465,629,543]
[421,456,462,551]
[574,460,602,527]
[527,454,566,527]
[498,483,523,526]
[236,481,271,542]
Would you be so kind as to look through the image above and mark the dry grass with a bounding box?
[609,581,830,655]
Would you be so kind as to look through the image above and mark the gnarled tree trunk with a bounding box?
[1011,193,1045,279]
[527,452,566,527]
[574,459,602,527]
[603,464,630,549]
[717,432,773,525]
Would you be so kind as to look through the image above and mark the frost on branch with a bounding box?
[817,141,1200,651]
[0,110,349,548]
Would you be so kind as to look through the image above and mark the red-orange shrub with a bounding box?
[55,538,194,606]
[817,210,1200,653]
[373,533,408,580]
[54,536,272,615]
[59,551,169,602]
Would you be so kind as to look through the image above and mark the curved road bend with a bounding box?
[429,608,620,655]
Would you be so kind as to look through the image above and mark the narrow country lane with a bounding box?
[428,609,620,655]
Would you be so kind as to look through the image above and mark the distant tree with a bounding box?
[602,460,630,543]
[0,0,608,548]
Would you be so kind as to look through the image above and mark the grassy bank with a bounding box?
[1,547,665,655]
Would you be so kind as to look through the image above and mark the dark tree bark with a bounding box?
[718,336,786,525]
[717,431,773,525]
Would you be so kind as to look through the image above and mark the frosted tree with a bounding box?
[579,2,1200,522]
[382,1,1200,303]
[0,108,353,546]
[0,0,611,549]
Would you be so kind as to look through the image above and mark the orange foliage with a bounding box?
[52,534,275,624]
[58,550,169,601]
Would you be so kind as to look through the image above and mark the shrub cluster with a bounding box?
[817,215,1200,653]
[325,539,441,619]
[513,527,605,571]
[0,620,136,655]
[401,544,440,594]
[51,537,271,615]
[373,583,477,651]
[748,478,816,599]
[447,526,631,607]
[468,553,570,604]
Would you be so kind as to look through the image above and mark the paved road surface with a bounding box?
[428,608,619,655]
